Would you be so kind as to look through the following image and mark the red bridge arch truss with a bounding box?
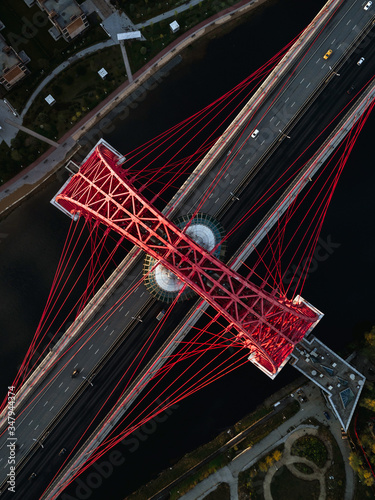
[56,143,319,376]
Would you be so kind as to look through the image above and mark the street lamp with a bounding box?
[132,315,143,323]
[278,129,291,139]
[329,66,340,76]
[82,376,93,387]
[33,438,44,449]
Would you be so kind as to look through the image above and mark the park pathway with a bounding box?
[180,382,354,500]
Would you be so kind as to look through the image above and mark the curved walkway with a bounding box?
[22,0,210,119]
[263,427,333,500]
[20,40,117,119]
[180,382,354,500]
[0,0,265,213]
[3,0,211,142]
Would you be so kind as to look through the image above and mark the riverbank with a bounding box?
[0,0,272,218]
[126,376,353,500]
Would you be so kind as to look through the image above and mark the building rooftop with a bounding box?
[45,94,55,105]
[0,35,28,88]
[0,37,20,75]
[290,334,366,431]
[41,0,82,29]
[117,31,142,41]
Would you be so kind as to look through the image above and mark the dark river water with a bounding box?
[1,0,374,498]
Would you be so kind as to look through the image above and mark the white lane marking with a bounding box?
[285,97,289,102]
[110,330,114,336]
[240,154,244,160]
[275,120,280,126]
[316,58,321,63]
[346,19,351,25]
[125,310,129,316]
[140,292,144,297]
[261,140,265,145]
[224,173,229,178]
[95,349,99,354]
[58,382,63,388]
[64,387,69,393]
[43,401,48,407]
[306,82,311,88]
[230,179,235,184]
[28,420,33,426]
[337,43,341,48]
[209,194,213,198]
[34,425,39,430]
[246,159,250,164]
[331,38,336,44]
[270,116,274,122]
[321,63,326,68]
[89,344,93,350]
[104,325,108,331]
[300,78,304,84]
[20,444,24,449]
[352,25,357,30]
[291,102,295,107]
[49,406,54,412]
[74,362,78,368]
[215,198,219,203]
[119,306,123,311]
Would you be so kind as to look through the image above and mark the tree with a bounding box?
[360,398,375,412]
[349,452,363,473]
[273,449,282,461]
[10,149,22,162]
[365,328,375,347]
[259,461,268,473]
[362,470,374,486]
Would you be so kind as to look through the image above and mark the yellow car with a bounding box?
[323,49,333,60]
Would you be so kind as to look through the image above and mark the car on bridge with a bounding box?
[347,85,355,94]
[357,57,365,66]
[323,49,333,60]
[251,129,259,139]
[364,1,372,11]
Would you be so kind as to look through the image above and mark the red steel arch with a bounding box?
[56,143,318,376]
